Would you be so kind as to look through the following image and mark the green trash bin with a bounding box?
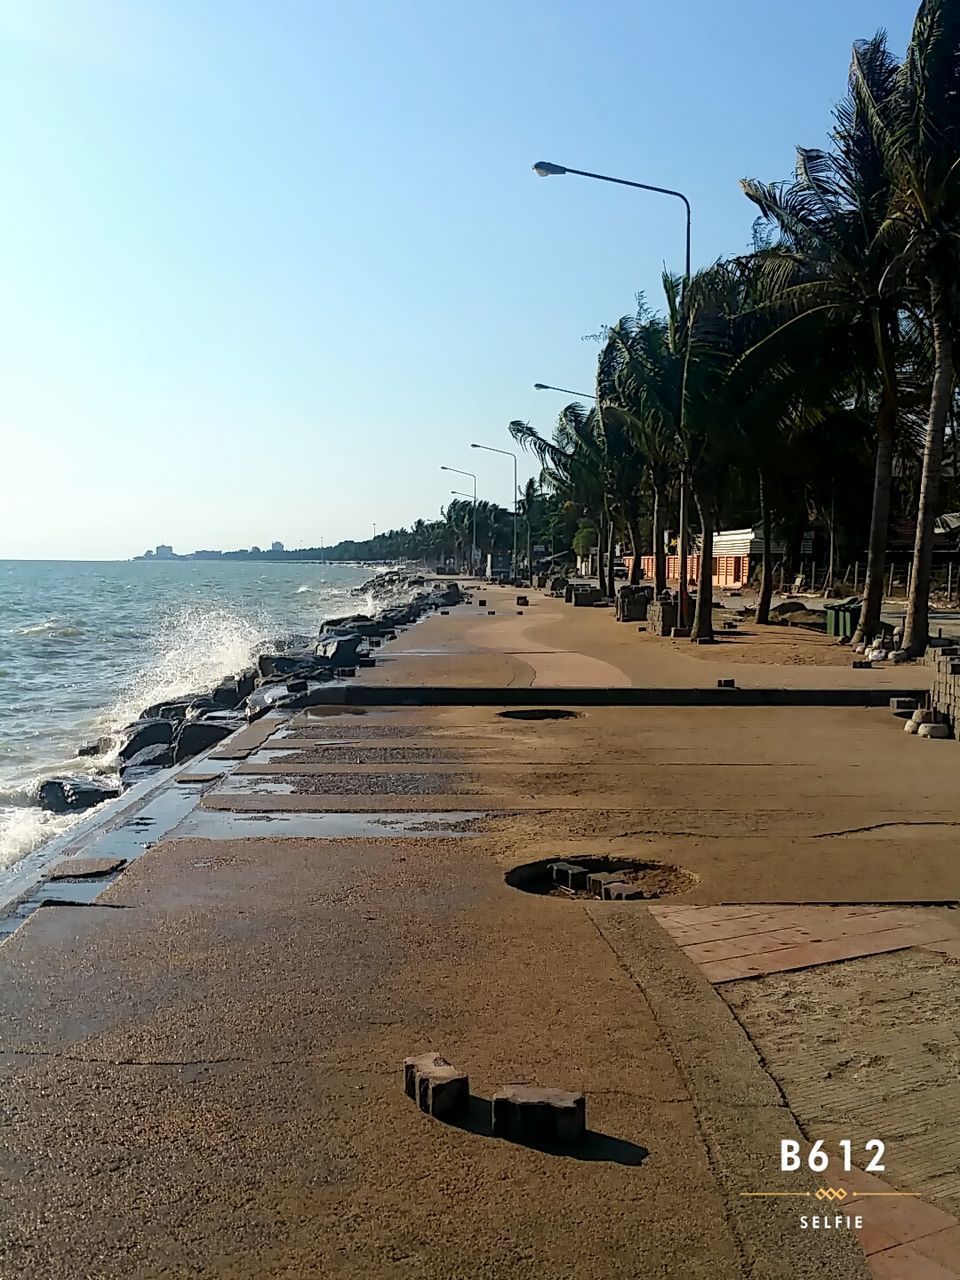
[825,598,862,638]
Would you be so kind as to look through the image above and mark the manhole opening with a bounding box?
[497,708,580,721]
[505,855,699,901]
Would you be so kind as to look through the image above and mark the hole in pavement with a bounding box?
[506,855,699,901]
[497,709,580,721]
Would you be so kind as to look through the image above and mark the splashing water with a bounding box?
[0,559,379,870]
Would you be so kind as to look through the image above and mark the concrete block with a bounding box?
[890,697,918,711]
[357,656,376,668]
[601,881,646,901]
[586,871,623,897]
[912,708,935,724]
[335,667,356,678]
[671,626,691,639]
[904,719,920,734]
[404,1053,469,1120]
[492,1085,586,1145]
[478,599,487,607]
[851,660,872,669]
[918,723,951,739]
[487,610,496,616]
[370,637,382,647]
[517,610,524,615]
[717,679,736,689]
[516,596,529,606]
[550,861,590,892]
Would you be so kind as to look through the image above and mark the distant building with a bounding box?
[271,541,284,553]
[192,550,223,559]
[155,545,174,559]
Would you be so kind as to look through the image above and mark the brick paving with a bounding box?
[653,906,960,1277]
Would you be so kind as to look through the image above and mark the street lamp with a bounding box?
[532,158,694,625]
[471,442,518,581]
[534,382,596,400]
[440,465,477,575]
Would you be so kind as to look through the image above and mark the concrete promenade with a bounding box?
[2,584,959,1279]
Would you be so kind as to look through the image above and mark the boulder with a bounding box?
[173,719,238,763]
[37,775,120,813]
[316,635,364,666]
[139,694,205,721]
[119,743,173,777]
[116,719,175,762]
[183,697,224,720]
[245,681,337,719]
[211,678,241,709]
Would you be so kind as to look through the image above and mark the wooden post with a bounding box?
[853,561,859,591]
[843,564,851,586]
[811,561,816,594]
[907,557,914,598]
[888,563,894,598]
[948,561,953,602]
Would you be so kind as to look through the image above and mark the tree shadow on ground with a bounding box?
[445,1094,649,1166]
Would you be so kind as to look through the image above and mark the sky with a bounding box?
[0,0,917,559]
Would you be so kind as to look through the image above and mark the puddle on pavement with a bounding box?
[170,809,484,839]
[213,776,298,795]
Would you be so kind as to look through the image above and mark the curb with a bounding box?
[587,904,871,1280]
[294,685,928,708]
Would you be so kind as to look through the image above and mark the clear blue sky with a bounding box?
[1,0,916,559]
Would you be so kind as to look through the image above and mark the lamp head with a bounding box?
[533,383,549,390]
[532,161,567,177]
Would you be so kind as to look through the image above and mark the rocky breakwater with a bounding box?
[245,577,464,717]
[36,575,465,817]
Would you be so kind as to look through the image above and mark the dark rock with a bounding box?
[37,775,120,813]
[77,741,103,757]
[117,719,174,762]
[119,743,173,777]
[140,694,205,721]
[184,697,223,720]
[173,720,237,763]
[246,682,335,718]
[235,669,256,700]
[601,881,646,900]
[316,635,364,666]
[211,678,241,709]
[403,1053,469,1120]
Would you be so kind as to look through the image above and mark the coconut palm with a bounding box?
[741,31,907,643]
[859,0,960,653]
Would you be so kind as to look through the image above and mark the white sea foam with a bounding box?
[105,604,269,730]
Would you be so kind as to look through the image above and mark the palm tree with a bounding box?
[519,477,539,577]
[741,31,906,644]
[860,0,960,654]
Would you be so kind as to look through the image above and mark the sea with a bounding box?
[0,559,377,872]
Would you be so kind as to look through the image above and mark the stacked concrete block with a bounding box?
[924,650,960,738]
[492,1085,586,1145]
[404,1053,469,1120]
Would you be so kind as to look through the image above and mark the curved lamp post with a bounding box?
[532,159,694,623]
[441,465,477,574]
[534,382,596,400]
[471,443,518,580]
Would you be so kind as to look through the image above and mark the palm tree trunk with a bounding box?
[903,273,955,656]
[691,491,715,642]
[527,521,532,583]
[627,516,643,585]
[652,484,666,596]
[596,513,607,590]
[756,468,774,625]
[853,390,896,645]
[606,521,615,598]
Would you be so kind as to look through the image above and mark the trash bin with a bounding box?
[825,598,862,638]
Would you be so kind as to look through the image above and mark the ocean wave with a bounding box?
[15,619,84,638]
[0,805,79,871]
[104,603,270,730]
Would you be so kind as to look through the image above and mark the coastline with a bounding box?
[1,568,460,884]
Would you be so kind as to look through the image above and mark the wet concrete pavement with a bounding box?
[7,593,957,1277]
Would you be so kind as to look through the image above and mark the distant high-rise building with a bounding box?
[155,545,174,559]
[271,540,284,553]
